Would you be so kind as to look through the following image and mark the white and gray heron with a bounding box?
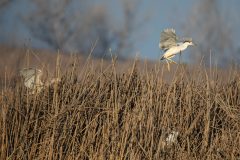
[159,28,195,70]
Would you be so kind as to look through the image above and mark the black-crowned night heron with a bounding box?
[20,68,60,94]
[159,28,195,70]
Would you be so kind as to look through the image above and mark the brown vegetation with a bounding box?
[0,48,240,159]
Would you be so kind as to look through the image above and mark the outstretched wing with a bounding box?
[159,28,178,51]
[20,68,36,89]
[20,68,42,89]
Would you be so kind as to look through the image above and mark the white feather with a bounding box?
[159,28,194,61]
[20,68,43,93]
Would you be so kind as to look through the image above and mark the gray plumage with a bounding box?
[159,28,178,51]
[159,28,195,71]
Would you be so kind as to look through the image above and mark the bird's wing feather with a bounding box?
[24,75,35,89]
[20,68,36,89]
[159,28,178,50]
[20,68,44,88]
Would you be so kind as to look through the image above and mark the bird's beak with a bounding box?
[193,42,197,46]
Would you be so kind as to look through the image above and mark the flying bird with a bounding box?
[159,28,195,70]
[20,68,61,94]
[20,68,43,94]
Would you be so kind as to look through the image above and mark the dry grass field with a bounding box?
[0,47,240,159]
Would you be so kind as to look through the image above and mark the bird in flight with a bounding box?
[20,68,60,94]
[159,28,195,70]
[20,68,43,94]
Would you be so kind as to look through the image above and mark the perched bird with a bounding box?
[159,28,195,70]
[20,68,43,94]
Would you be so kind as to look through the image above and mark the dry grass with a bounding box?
[0,49,240,159]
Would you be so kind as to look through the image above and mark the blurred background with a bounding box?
[0,0,240,66]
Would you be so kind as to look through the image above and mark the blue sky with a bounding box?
[131,0,195,59]
[129,0,240,61]
[0,0,240,61]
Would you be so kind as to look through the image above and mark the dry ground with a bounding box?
[0,46,240,159]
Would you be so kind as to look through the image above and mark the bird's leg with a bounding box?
[166,58,177,64]
[166,59,170,71]
[179,50,182,64]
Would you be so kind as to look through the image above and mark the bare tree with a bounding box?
[0,0,12,9]
[0,0,15,42]
[69,5,114,57]
[24,0,75,50]
[115,0,142,56]
[23,0,145,58]
[186,0,235,66]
